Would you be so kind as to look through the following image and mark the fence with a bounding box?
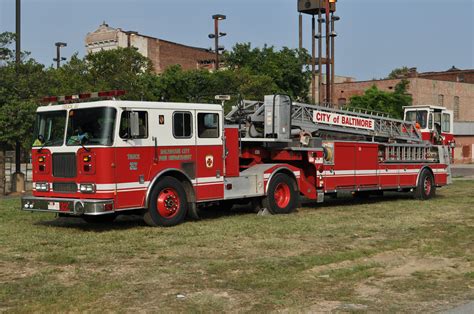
[2,156,33,195]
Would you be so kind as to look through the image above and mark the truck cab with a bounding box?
[403,105,454,147]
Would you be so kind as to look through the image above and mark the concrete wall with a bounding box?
[0,151,4,194]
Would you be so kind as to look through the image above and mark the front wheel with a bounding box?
[144,176,188,227]
[414,169,436,200]
[263,173,299,214]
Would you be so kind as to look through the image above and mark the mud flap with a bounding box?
[187,202,200,220]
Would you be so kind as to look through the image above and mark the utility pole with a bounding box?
[311,15,316,104]
[318,1,323,104]
[15,0,21,175]
[13,0,24,193]
[325,0,331,104]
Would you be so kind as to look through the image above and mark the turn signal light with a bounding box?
[83,155,91,162]
[38,156,45,163]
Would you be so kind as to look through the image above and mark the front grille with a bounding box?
[53,182,78,193]
[52,153,77,178]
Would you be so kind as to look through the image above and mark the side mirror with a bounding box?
[129,111,140,138]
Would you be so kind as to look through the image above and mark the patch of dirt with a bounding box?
[0,260,42,283]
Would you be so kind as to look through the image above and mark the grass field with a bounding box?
[1,181,473,312]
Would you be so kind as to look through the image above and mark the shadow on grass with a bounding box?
[34,214,147,232]
[32,192,447,231]
[301,191,447,209]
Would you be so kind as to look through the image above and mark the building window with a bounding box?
[173,112,193,138]
[457,74,465,82]
[454,96,460,120]
[438,94,444,106]
[119,111,148,139]
[337,98,347,107]
[198,113,219,138]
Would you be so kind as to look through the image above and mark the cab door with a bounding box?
[194,111,224,201]
[114,110,152,209]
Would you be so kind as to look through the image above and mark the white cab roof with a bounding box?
[37,100,222,112]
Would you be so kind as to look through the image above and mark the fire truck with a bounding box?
[21,91,453,226]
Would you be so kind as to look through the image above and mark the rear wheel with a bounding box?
[263,173,298,214]
[144,176,188,227]
[414,169,436,200]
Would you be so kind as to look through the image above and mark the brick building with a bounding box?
[85,22,216,73]
[330,67,474,163]
[406,66,474,84]
[332,75,474,122]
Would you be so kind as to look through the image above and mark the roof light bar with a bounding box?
[42,90,126,104]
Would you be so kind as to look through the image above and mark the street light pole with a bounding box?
[214,18,219,70]
[53,42,67,69]
[210,14,226,71]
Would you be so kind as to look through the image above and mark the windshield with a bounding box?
[33,111,67,147]
[405,110,428,129]
[66,107,116,146]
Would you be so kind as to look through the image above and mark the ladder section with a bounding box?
[292,101,423,143]
[226,96,423,144]
[383,144,437,163]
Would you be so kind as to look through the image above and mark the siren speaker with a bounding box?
[297,0,336,14]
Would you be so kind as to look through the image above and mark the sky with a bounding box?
[0,0,473,80]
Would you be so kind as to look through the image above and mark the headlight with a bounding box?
[79,183,96,194]
[35,182,49,192]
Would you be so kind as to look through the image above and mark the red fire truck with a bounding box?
[21,91,453,226]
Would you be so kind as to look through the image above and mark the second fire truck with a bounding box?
[21,92,453,226]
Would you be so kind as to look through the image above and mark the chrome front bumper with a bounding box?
[21,196,115,216]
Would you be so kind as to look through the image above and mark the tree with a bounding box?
[85,47,152,99]
[387,66,410,79]
[0,32,16,63]
[0,60,50,149]
[348,80,412,119]
[224,43,311,100]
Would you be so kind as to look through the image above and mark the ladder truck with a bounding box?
[21,91,452,226]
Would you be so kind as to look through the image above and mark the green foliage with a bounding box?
[225,43,311,100]
[0,32,311,150]
[348,79,412,119]
[387,66,410,79]
[0,32,16,63]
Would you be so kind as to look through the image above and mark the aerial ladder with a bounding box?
[226,95,447,165]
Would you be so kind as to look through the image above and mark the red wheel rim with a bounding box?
[274,182,291,208]
[424,177,432,195]
[156,188,180,218]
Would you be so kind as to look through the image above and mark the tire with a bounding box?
[263,173,299,214]
[144,176,188,227]
[414,169,436,200]
[83,214,117,224]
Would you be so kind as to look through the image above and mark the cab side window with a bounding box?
[119,111,148,139]
[442,113,451,133]
[198,113,219,138]
[173,111,192,138]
